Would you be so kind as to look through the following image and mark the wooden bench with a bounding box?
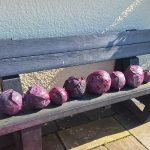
[0,29,150,150]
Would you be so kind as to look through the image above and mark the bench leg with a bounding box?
[13,131,22,150]
[123,95,150,122]
[21,126,42,150]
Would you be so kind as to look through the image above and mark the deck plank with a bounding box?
[105,136,147,150]
[58,117,129,150]
[129,122,150,149]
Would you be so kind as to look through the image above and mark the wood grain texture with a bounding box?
[21,126,42,150]
[0,30,150,76]
[0,83,150,136]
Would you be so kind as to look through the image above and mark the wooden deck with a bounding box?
[1,101,150,150]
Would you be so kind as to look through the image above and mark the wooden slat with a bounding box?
[0,29,150,59]
[0,41,150,76]
[0,83,150,136]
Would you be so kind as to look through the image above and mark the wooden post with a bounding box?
[115,56,150,122]
[21,126,42,150]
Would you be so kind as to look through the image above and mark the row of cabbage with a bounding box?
[0,65,149,116]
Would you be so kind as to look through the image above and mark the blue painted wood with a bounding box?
[0,41,150,76]
[0,29,150,76]
[0,29,150,59]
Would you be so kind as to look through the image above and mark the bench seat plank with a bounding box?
[0,83,150,136]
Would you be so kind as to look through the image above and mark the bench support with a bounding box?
[21,126,42,150]
[123,95,150,122]
[0,75,42,150]
[115,56,150,122]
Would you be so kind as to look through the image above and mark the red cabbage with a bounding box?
[86,70,111,94]
[24,85,50,109]
[64,76,86,98]
[0,89,22,115]
[144,70,150,83]
[49,87,68,105]
[125,65,144,88]
[110,71,126,91]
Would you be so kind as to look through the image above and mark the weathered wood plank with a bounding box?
[105,136,147,150]
[0,83,150,136]
[21,126,42,150]
[129,121,150,149]
[0,29,150,59]
[0,41,150,76]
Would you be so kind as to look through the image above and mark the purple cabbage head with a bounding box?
[110,71,126,91]
[49,87,68,105]
[86,70,111,94]
[63,76,86,98]
[125,65,144,88]
[0,89,22,115]
[24,85,50,109]
[144,70,150,83]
